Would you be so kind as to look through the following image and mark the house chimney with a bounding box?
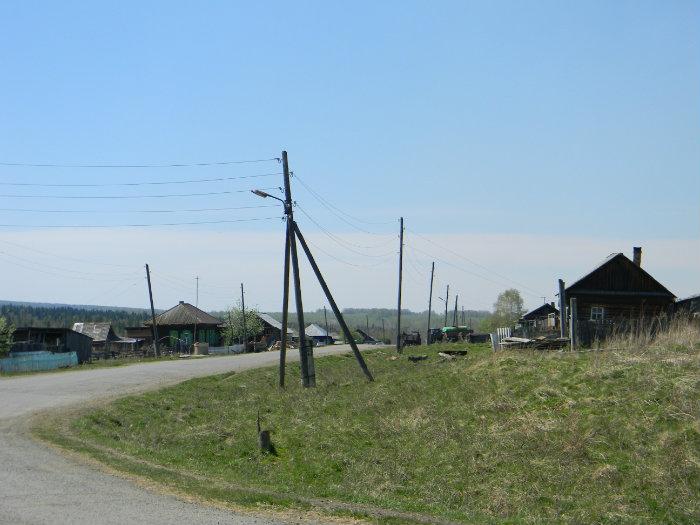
[550,302,555,309]
[179,300,185,304]
[633,247,642,267]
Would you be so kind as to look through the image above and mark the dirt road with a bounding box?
[0,345,373,524]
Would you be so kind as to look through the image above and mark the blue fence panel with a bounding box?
[0,351,78,373]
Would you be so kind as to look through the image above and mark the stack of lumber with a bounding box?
[500,336,569,350]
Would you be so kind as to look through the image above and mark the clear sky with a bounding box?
[0,1,698,313]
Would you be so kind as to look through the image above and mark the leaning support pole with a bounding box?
[279,221,291,388]
[293,221,374,382]
[289,225,314,387]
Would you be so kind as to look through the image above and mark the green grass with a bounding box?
[37,338,700,524]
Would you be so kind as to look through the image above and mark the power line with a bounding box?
[0,216,282,228]
[408,243,543,299]
[406,227,547,297]
[296,206,396,257]
[0,157,280,168]
[0,253,143,282]
[0,172,281,187]
[0,250,140,278]
[0,204,279,214]
[293,173,395,228]
[0,187,280,199]
[0,238,134,268]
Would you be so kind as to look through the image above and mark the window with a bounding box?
[590,306,605,321]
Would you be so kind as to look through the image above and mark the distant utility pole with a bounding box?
[558,279,567,338]
[453,294,459,326]
[426,261,435,345]
[145,264,159,357]
[366,314,369,335]
[461,306,465,326]
[254,151,372,387]
[194,275,199,346]
[382,318,386,342]
[323,305,329,343]
[396,217,404,352]
[444,284,449,327]
[241,283,247,350]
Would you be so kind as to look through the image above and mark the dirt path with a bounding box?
[0,346,372,525]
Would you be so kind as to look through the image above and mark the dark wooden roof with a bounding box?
[145,301,222,326]
[521,303,558,321]
[565,253,675,299]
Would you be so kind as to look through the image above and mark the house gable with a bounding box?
[566,253,675,299]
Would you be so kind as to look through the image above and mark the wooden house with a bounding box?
[563,247,676,323]
[305,323,334,346]
[675,294,700,317]
[11,327,92,363]
[257,313,296,346]
[520,302,559,332]
[72,322,119,350]
[139,301,222,348]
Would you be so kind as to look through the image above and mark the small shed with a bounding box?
[11,327,92,364]
[257,313,296,346]
[72,322,120,352]
[305,323,334,346]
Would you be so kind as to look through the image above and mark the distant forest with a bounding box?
[1,303,491,343]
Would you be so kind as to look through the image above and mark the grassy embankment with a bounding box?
[36,325,700,524]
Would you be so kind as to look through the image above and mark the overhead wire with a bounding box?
[295,206,395,257]
[0,238,135,268]
[0,250,140,278]
[0,157,280,168]
[293,172,395,228]
[406,227,547,297]
[0,216,282,228]
[0,204,279,214]
[0,187,280,199]
[0,172,281,187]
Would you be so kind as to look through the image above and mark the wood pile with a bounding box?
[500,336,569,350]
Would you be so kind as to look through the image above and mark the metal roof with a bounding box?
[305,323,330,337]
[257,312,295,335]
[72,322,115,342]
[145,301,222,326]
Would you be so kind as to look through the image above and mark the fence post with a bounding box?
[569,297,577,351]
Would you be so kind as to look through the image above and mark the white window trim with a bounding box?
[590,306,605,321]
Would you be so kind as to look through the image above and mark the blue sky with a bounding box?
[0,1,698,312]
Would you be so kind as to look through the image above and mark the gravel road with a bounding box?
[0,345,373,524]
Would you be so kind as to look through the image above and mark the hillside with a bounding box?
[38,323,700,523]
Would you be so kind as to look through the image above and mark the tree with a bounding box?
[222,302,264,346]
[479,289,526,331]
[0,316,14,356]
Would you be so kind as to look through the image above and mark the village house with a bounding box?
[563,247,676,324]
[11,326,92,364]
[305,323,335,346]
[126,301,222,349]
[256,312,296,347]
[519,302,559,333]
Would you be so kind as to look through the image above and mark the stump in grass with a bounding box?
[256,409,274,454]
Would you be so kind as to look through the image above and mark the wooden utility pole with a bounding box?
[381,318,386,342]
[145,264,159,357]
[293,223,373,381]
[279,222,291,387]
[396,217,404,352]
[193,275,199,346]
[461,306,465,325]
[366,314,369,335]
[444,284,449,327]
[240,283,247,350]
[453,294,459,326]
[427,261,434,344]
[280,151,315,387]
[558,279,567,338]
[569,297,577,351]
[323,305,329,344]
